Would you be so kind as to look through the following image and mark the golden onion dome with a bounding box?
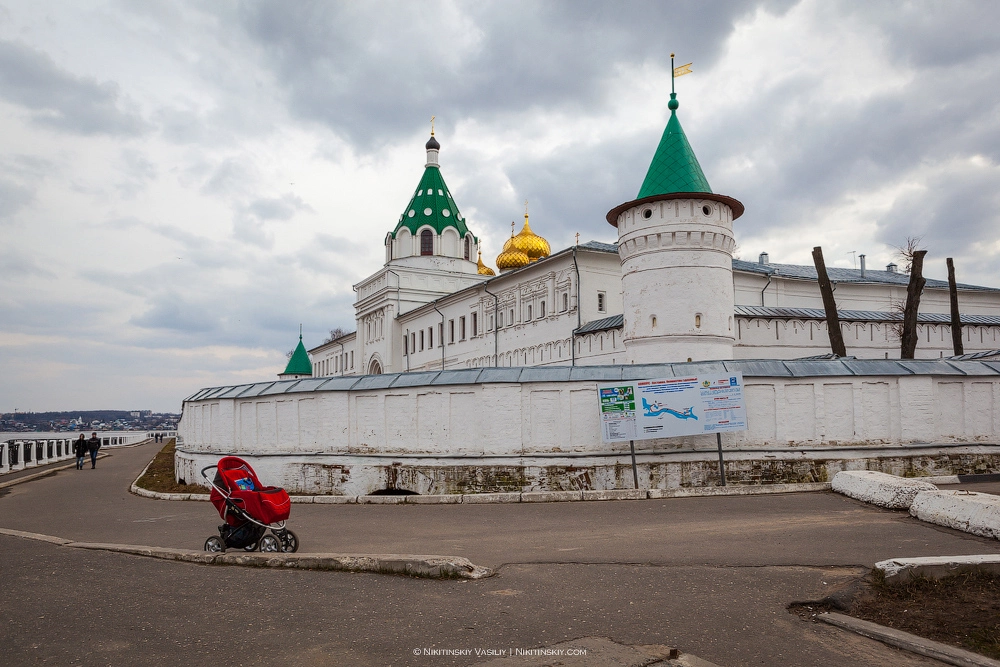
[496,245,529,271]
[477,251,496,276]
[510,213,550,262]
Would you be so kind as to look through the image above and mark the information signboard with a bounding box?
[598,373,748,443]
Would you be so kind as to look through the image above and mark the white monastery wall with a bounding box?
[734,318,1000,360]
[178,365,1000,494]
[734,271,1000,315]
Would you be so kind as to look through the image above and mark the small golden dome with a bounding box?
[496,246,529,271]
[477,251,496,276]
[510,212,550,262]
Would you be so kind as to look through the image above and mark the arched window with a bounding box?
[421,229,433,256]
[464,236,471,260]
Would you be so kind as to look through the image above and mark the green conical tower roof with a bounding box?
[636,93,712,199]
[282,334,312,376]
[391,134,474,239]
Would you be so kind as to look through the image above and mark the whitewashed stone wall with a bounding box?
[178,369,1000,494]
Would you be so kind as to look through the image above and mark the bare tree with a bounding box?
[323,327,349,344]
[812,246,847,356]
[898,238,928,359]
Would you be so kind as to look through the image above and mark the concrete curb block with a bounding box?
[875,555,1000,583]
[819,611,1000,667]
[832,470,938,509]
[924,475,962,485]
[910,490,1000,540]
[462,492,521,504]
[0,527,73,545]
[520,490,583,503]
[648,482,831,498]
[0,528,493,579]
[131,480,835,503]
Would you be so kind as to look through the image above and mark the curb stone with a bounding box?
[130,470,835,504]
[875,555,1000,583]
[819,612,1000,667]
[0,527,492,579]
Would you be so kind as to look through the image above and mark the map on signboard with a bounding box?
[598,374,748,443]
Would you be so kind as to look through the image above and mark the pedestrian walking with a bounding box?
[87,432,101,469]
[73,434,87,470]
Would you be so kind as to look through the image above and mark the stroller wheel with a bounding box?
[278,529,299,553]
[259,534,282,553]
[204,536,225,553]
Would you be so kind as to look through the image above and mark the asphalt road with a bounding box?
[1,441,997,666]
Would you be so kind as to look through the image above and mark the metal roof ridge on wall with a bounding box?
[181,359,1000,401]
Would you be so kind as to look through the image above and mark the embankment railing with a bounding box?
[0,432,177,475]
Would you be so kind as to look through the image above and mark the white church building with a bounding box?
[303,98,1000,380]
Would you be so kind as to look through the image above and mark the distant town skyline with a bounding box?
[3,1,1000,412]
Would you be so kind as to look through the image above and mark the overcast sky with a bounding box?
[3,0,1000,413]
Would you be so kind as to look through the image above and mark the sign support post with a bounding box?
[716,432,726,487]
[629,440,638,489]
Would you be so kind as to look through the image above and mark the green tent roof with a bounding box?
[283,335,312,376]
[391,140,473,239]
[636,93,712,199]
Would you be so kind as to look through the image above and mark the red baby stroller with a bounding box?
[201,456,298,553]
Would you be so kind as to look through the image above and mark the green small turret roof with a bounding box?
[283,334,312,376]
[391,136,474,240]
[636,93,712,198]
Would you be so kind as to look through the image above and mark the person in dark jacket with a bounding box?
[73,434,87,470]
[86,432,101,469]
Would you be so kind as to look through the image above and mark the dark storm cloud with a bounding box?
[685,1,1000,259]
[0,39,148,136]
[228,0,795,147]
[875,166,1000,254]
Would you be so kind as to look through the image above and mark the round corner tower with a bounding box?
[607,89,744,364]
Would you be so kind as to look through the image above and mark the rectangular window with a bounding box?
[561,293,568,312]
[350,351,354,368]
[490,315,494,330]
[509,309,514,325]
[460,316,466,340]
[420,330,424,351]
[404,336,408,355]
[498,311,503,328]
[438,323,443,346]
[527,304,532,320]
[472,313,478,337]
[428,327,433,349]
[449,320,455,343]
[540,301,546,318]
[411,332,416,352]
[597,291,606,313]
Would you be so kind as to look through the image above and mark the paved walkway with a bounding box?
[2,440,998,666]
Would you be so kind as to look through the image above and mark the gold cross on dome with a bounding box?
[575,233,580,246]
[511,221,516,236]
[430,115,435,136]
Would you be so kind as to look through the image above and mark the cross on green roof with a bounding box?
[283,334,312,376]
[636,93,712,199]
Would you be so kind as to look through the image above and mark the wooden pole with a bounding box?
[947,257,964,356]
[900,250,927,359]
[811,246,847,357]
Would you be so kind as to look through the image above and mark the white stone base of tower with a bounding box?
[610,194,742,364]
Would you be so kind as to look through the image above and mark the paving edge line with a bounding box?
[0,527,493,579]
[818,612,1000,667]
[129,478,832,504]
[0,453,114,490]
